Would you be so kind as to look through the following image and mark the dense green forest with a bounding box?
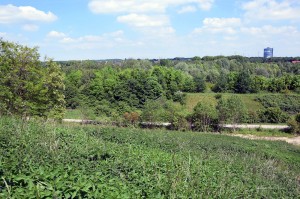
[60,52,300,129]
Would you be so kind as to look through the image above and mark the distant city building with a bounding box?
[264,47,273,58]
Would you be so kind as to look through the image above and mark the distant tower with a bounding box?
[264,47,273,58]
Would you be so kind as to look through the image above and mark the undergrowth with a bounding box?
[0,117,299,198]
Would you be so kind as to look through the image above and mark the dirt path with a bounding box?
[229,134,300,146]
[221,124,289,129]
[62,119,299,146]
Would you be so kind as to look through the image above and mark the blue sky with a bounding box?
[0,0,300,60]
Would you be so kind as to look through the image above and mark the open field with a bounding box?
[0,117,299,198]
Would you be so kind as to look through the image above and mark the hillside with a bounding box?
[185,93,263,112]
[1,117,299,198]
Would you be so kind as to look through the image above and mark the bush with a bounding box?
[217,96,248,124]
[190,102,218,132]
[214,94,222,100]
[123,112,140,126]
[258,107,289,123]
[168,114,190,131]
[173,91,187,105]
[287,113,300,134]
[255,94,300,114]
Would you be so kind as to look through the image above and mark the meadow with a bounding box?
[0,117,299,198]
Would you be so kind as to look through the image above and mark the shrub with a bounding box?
[123,112,140,126]
[255,94,300,114]
[258,107,289,123]
[287,113,300,134]
[217,96,248,124]
[168,114,190,131]
[173,91,187,105]
[214,93,222,100]
[190,102,218,132]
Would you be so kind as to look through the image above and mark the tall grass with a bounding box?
[0,117,299,198]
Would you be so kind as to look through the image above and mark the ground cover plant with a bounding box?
[0,117,299,198]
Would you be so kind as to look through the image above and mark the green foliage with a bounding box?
[0,40,65,119]
[1,117,300,198]
[256,94,300,114]
[217,96,248,124]
[258,107,289,123]
[173,91,187,105]
[287,113,300,134]
[193,76,206,92]
[141,97,180,123]
[190,102,217,132]
[234,70,252,93]
[212,71,228,92]
[60,57,300,121]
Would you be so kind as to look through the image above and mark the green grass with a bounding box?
[65,109,85,119]
[0,117,299,198]
[229,129,295,137]
[185,93,263,112]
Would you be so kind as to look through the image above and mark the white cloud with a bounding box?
[60,37,76,44]
[193,18,241,35]
[46,30,125,46]
[177,6,197,14]
[242,0,300,21]
[22,24,39,32]
[117,14,175,37]
[0,4,57,24]
[0,32,7,37]
[203,18,241,28]
[47,31,66,38]
[241,25,298,35]
[117,14,170,28]
[88,0,214,14]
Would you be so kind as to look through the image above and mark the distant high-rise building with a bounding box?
[264,47,273,58]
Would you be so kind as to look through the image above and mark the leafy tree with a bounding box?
[250,75,268,93]
[194,76,206,92]
[0,40,65,119]
[226,72,238,91]
[234,70,252,93]
[190,102,217,132]
[141,97,179,123]
[212,71,228,92]
[43,59,66,120]
[217,96,248,125]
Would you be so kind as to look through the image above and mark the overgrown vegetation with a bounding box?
[256,94,300,114]
[288,113,300,135]
[0,117,299,198]
[0,40,65,119]
[60,56,300,121]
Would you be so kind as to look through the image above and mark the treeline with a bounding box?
[212,71,300,93]
[60,55,300,121]
[61,56,300,96]
[64,66,196,115]
[1,39,299,128]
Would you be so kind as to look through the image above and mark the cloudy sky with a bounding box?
[0,0,299,60]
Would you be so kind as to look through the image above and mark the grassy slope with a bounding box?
[0,117,299,198]
[185,93,263,112]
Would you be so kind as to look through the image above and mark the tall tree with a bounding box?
[0,39,65,119]
[234,70,252,93]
